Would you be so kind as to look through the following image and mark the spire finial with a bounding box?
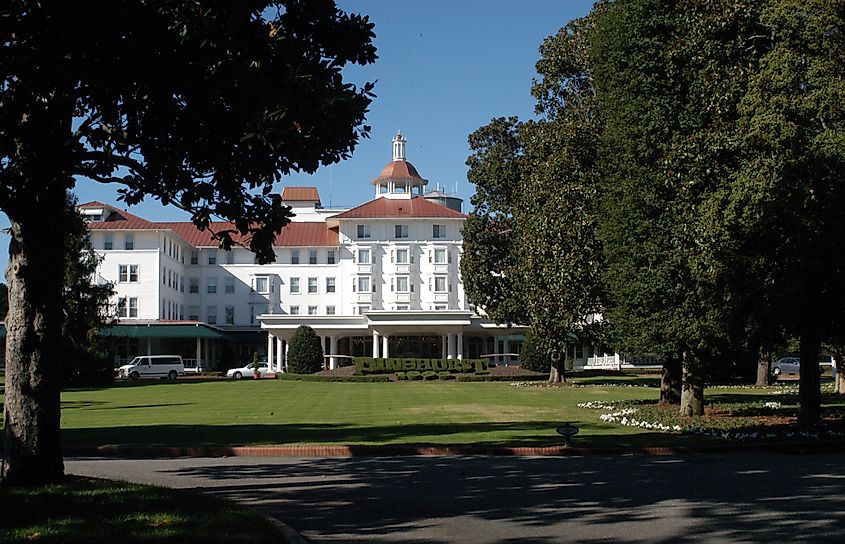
[392,131,406,161]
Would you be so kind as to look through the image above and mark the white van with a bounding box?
[117,355,185,380]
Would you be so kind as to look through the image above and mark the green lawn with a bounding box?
[0,476,281,544]
[51,378,728,449]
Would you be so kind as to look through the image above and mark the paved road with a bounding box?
[68,453,845,543]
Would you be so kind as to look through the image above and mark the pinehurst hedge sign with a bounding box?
[354,357,489,375]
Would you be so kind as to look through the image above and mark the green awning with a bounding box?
[99,324,229,339]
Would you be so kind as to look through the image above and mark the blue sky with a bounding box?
[0,0,594,274]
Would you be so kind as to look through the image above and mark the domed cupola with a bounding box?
[373,132,428,199]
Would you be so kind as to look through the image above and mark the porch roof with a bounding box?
[99,323,229,339]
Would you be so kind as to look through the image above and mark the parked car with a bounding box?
[771,357,800,377]
[226,361,272,380]
[117,355,184,380]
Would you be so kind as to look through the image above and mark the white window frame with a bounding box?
[189,277,199,294]
[224,277,235,294]
[434,276,447,292]
[104,234,113,250]
[358,248,371,264]
[395,248,409,264]
[396,276,410,293]
[206,306,217,324]
[326,305,336,315]
[356,224,371,239]
[308,277,318,294]
[254,276,269,294]
[327,250,336,264]
[326,277,336,293]
[357,276,370,293]
[394,224,409,239]
[207,250,217,265]
[124,233,134,250]
[307,306,318,316]
[207,277,217,294]
[290,277,300,294]
[225,305,235,325]
[188,305,200,321]
[291,249,300,265]
[290,306,300,315]
[309,250,318,265]
[433,224,446,239]
[434,248,447,264]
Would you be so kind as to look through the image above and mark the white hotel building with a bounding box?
[83,133,532,371]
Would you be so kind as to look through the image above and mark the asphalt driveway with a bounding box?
[68,452,845,543]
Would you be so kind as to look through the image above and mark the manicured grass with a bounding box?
[0,476,281,544]
[50,378,735,449]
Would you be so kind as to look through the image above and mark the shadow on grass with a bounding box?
[0,476,281,544]
[61,421,712,450]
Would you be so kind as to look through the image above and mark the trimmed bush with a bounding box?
[519,329,549,373]
[407,371,422,381]
[438,372,454,380]
[277,373,389,383]
[422,371,438,380]
[286,325,324,374]
[395,372,407,381]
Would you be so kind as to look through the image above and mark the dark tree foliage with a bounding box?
[1,0,376,485]
[518,329,548,374]
[286,325,324,374]
[61,194,115,387]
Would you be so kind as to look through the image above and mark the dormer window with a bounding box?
[394,225,409,239]
[357,224,371,239]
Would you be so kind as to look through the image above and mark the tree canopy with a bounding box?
[1,0,376,485]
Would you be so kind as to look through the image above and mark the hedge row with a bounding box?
[355,357,488,375]
[276,373,390,383]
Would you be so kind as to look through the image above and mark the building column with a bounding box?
[329,336,338,370]
[493,335,500,364]
[267,332,275,371]
[503,336,510,365]
[382,334,390,359]
[447,333,456,360]
[195,337,202,371]
[372,330,380,358]
[457,332,464,360]
[441,335,448,360]
[276,336,284,372]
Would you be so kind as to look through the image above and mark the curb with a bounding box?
[63,440,845,458]
[265,516,310,544]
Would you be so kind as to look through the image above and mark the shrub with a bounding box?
[422,371,438,380]
[407,371,422,381]
[438,372,454,380]
[395,372,406,381]
[519,329,549,373]
[286,325,323,374]
[277,373,389,383]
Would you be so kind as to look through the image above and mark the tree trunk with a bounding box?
[548,351,565,384]
[755,347,771,386]
[2,195,67,485]
[680,349,704,417]
[659,355,681,405]
[835,357,845,395]
[797,331,821,428]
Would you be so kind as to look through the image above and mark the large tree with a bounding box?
[0,0,376,485]
[734,0,845,426]
[462,12,604,383]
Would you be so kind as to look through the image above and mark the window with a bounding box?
[225,251,234,265]
[190,250,199,265]
[327,250,336,264]
[206,306,217,324]
[326,277,336,293]
[290,277,300,294]
[224,277,235,294]
[434,248,447,264]
[356,224,371,239]
[357,248,370,264]
[396,305,409,311]
[433,224,446,239]
[290,306,300,315]
[118,264,139,283]
[394,224,409,239]
[129,298,138,317]
[396,276,409,292]
[207,250,217,265]
[117,297,127,318]
[308,277,318,294]
[308,306,318,315]
[225,306,235,325]
[207,277,217,294]
[434,276,447,292]
[179,276,184,293]
[291,250,300,265]
[309,250,317,265]
[357,276,370,293]
[104,234,113,250]
[124,233,134,250]
[395,248,409,264]
[358,305,370,315]
[188,305,199,321]
[326,305,336,315]
[189,277,199,294]
[255,276,269,293]
[162,268,167,285]
[434,305,447,311]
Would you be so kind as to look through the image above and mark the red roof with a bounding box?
[80,202,338,247]
[281,187,321,203]
[330,196,466,219]
[372,159,427,185]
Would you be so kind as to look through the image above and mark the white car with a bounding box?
[226,362,272,380]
